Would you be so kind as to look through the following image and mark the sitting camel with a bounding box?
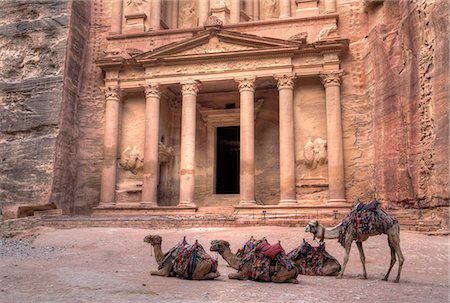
[211,238,299,283]
[287,239,341,276]
[211,238,340,276]
[305,201,404,282]
[144,235,220,280]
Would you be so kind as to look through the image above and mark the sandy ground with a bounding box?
[0,226,448,303]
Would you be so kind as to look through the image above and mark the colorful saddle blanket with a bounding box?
[338,200,397,246]
[235,237,256,258]
[172,241,218,279]
[240,240,296,282]
[287,240,340,275]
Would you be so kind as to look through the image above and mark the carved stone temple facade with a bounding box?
[1,0,448,226]
[94,0,351,216]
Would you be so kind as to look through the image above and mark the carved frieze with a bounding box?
[176,37,254,56]
[204,15,224,29]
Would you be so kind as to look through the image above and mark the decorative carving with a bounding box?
[103,46,123,58]
[120,146,144,174]
[126,0,147,11]
[318,24,339,41]
[303,137,327,169]
[159,143,174,163]
[289,32,308,43]
[204,15,224,29]
[275,74,296,89]
[181,81,200,95]
[262,0,279,19]
[320,70,343,87]
[144,83,160,98]
[177,37,254,56]
[236,77,256,91]
[180,1,197,28]
[101,86,120,100]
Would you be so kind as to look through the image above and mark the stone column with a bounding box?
[230,0,240,23]
[179,81,200,207]
[275,74,297,204]
[236,77,257,205]
[151,0,161,30]
[198,0,209,26]
[324,0,337,13]
[110,0,123,34]
[100,86,121,205]
[141,84,161,206]
[279,0,291,18]
[320,71,346,203]
[252,0,259,20]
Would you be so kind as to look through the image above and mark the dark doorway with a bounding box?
[216,126,240,194]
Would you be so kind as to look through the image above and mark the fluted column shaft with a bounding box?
[236,77,256,205]
[324,0,337,13]
[110,0,123,34]
[279,0,291,18]
[198,0,210,26]
[151,0,161,30]
[321,71,346,203]
[100,86,121,204]
[230,0,240,23]
[179,81,200,207]
[141,84,160,206]
[276,74,297,204]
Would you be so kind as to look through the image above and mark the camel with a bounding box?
[210,238,340,276]
[210,239,299,283]
[287,239,341,276]
[305,218,405,282]
[144,235,220,280]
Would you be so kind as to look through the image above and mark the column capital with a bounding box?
[320,70,344,87]
[181,81,200,96]
[101,86,121,100]
[143,83,161,98]
[275,73,296,90]
[235,76,256,92]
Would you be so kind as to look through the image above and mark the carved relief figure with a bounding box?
[262,0,278,19]
[179,1,197,28]
[318,24,338,40]
[303,137,328,169]
[120,146,144,174]
[126,0,147,12]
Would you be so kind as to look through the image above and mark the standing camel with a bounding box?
[305,216,405,282]
[144,235,220,280]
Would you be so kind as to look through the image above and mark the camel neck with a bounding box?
[220,247,242,270]
[153,244,165,263]
[319,223,341,240]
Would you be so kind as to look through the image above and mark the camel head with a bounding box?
[143,234,162,246]
[210,240,230,253]
[305,220,320,236]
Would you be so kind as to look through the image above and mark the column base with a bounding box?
[178,201,197,208]
[140,202,158,207]
[98,202,116,207]
[238,200,257,206]
[278,199,298,205]
[327,198,347,205]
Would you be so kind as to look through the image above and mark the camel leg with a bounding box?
[337,237,352,279]
[150,268,171,277]
[192,261,220,280]
[228,272,248,280]
[356,242,367,279]
[271,268,299,284]
[322,260,341,276]
[382,239,396,281]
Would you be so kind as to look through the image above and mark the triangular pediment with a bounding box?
[134,29,301,62]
